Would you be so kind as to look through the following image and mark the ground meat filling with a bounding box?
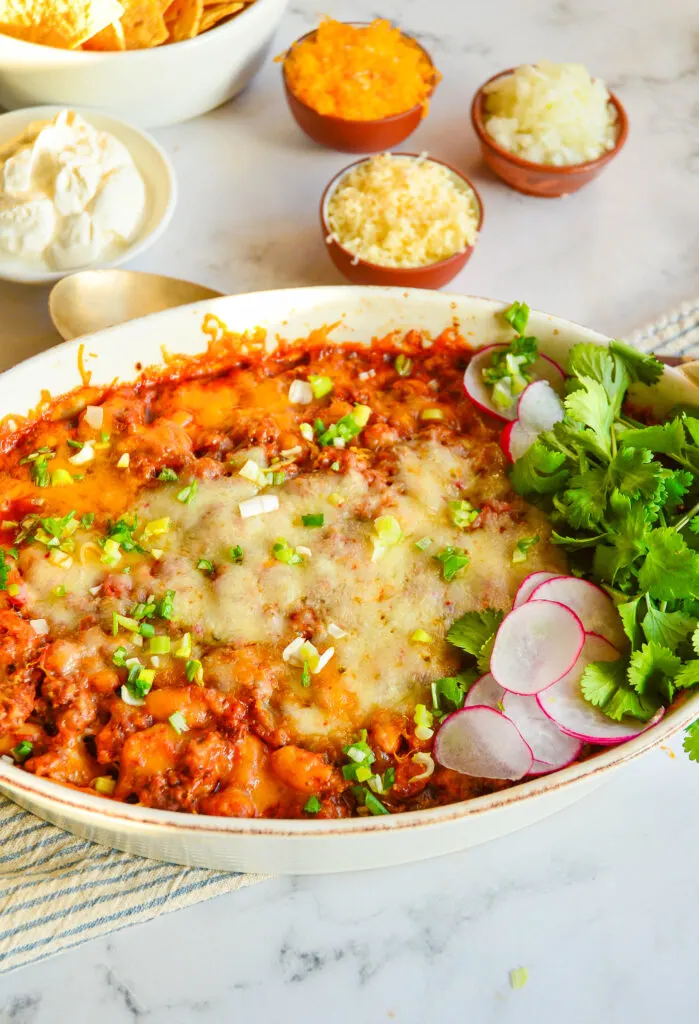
[0,328,565,818]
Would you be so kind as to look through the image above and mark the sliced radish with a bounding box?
[434,706,533,780]
[501,379,565,462]
[537,633,662,745]
[490,600,585,695]
[464,673,505,709]
[517,379,565,430]
[527,760,558,776]
[513,571,563,608]
[463,344,565,422]
[502,691,583,767]
[529,576,626,650]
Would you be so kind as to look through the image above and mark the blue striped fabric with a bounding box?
[0,795,262,974]
[2,298,697,975]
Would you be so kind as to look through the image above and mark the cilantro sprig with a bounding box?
[508,330,699,730]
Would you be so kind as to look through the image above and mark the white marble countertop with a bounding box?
[1,0,698,1018]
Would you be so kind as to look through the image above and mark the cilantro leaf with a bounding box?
[641,603,696,652]
[556,468,607,529]
[608,448,663,501]
[0,550,7,592]
[567,344,629,416]
[564,376,615,459]
[609,340,663,386]
[618,597,643,648]
[580,658,627,707]
[627,642,681,699]
[580,659,657,720]
[447,609,504,659]
[510,440,569,495]
[637,529,699,602]
[683,719,699,761]
[674,661,699,690]
[618,419,686,457]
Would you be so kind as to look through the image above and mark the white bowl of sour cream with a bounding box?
[0,106,176,285]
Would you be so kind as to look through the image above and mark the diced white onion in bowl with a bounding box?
[84,405,104,429]
[239,495,279,518]
[288,380,313,405]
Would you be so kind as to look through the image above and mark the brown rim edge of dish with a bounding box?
[470,67,629,175]
[319,153,485,276]
[281,23,438,127]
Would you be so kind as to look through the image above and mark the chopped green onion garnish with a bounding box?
[175,633,192,659]
[157,468,179,481]
[29,456,52,488]
[330,461,340,472]
[229,545,244,563]
[504,300,530,336]
[7,583,20,597]
[142,517,171,540]
[420,408,444,422]
[434,546,469,582]
[299,422,314,442]
[112,612,140,635]
[448,499,479,530]
[149,636,171,655]
[94,776,116,795]
[139,622,155,638]
[301,660,311,687]
[414,704,434,731]
[512,535,539,564]
[394,354,412,377]
[197,558,214,574]
[51,468,73,487]
[308,375,333,399]
[410,629,433,644]
[168,711,189,735]
[176,480,198,505]
[371,514,402,562]
[66,439,84,450]
[101,538,122,567]
[156,590,175,620]
[414,536,432,551]
[364,792,389,815]
[52,584,67,598]
[302,513,324,528]
[509,967,528,990]
[112,646,128,667]
[11,740,33,762]
[317,405,371,447]
[266,470,286,487]
[272,538,304,565]
[81,512,95,529]
[185,658,203,684]
[304,796,321,814]
[100,431,110,444]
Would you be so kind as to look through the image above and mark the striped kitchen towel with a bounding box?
[1,295,698,975]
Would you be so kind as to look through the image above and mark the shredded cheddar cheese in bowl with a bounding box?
[325,153,480,269]
[283,18,438,121]
[483,61,619,166]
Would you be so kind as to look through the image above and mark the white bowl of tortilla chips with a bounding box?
[0,0,288,127]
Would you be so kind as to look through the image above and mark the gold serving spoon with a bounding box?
[49,269,223,341]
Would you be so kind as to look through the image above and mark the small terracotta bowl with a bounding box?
[320,154,484,289]
[470,68,628,198]
[282,27,438,154]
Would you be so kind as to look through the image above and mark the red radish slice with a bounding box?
[537,633,663,744]
[516,379,565,429]
[490,600,585,695]
[501,379,565,462]
[502,691,583,767]
[529,576,627,650]
[463,344,565,423]
[464,673,505,709]
[513,571,563,608]
[527,760,558,776]
[434,705,533,780]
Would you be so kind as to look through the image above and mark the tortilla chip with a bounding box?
[199,0,241,32]
[0,0,124,49]
[163,0,202,42]
[82,17,125,48]
[120,0,167,47]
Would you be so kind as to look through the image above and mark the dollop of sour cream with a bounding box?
[0,110,147,272]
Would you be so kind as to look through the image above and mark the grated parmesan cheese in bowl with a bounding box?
[324,153,480,269]
[483,61,619,167]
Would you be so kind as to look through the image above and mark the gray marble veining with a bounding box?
[1,0,698,1019]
